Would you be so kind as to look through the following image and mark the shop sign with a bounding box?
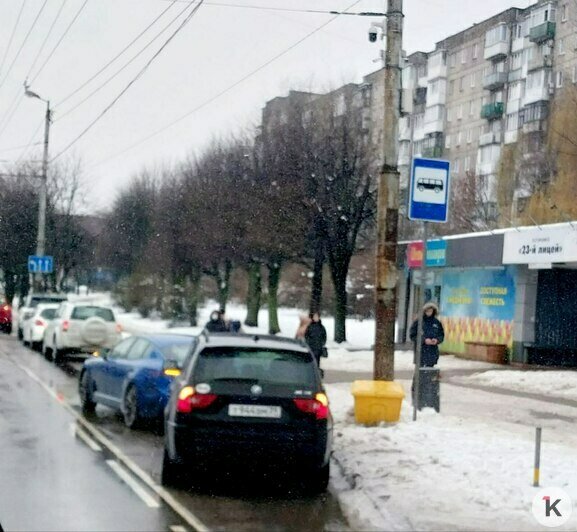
[503,227,577,264]
[407,240,447,268]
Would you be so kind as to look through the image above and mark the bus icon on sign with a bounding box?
[417,178,444,193]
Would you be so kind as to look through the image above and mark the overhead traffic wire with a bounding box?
[55,0,179,108]
[52,0,206,161]
[56,0,191,120]
[88,0,363,169]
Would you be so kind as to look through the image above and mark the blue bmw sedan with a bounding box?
[79,333,197,428]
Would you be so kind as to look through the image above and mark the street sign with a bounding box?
[407,240,447,268]
[28,255,53,274]
[409,157,451,223]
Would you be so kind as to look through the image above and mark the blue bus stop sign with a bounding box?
[409,157,451,223]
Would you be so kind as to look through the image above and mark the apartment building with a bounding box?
[399,0,577,225]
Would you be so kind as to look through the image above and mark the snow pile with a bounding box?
[326,383,577,531]
[322,348,499,373]
[456,370,577,402]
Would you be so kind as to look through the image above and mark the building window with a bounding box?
[561,4,568,21]
[456,131,462,146]
[465,156,471,171]
[457,104,463,119]
[573,65,577,83]
[454,158,460,174]
[469,100,475,116]
[557,70,564,88]
[470,73,476,88]
[450,53,457,67]
[559,38,565,55]
[473,43,479,59]
[445,134,451,149]
[461,48,467,64]
[467,128,473,143]
[447,107,452,122]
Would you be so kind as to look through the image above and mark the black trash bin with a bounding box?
[413,367,440,412]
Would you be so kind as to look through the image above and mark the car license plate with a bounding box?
[228,404,281,418]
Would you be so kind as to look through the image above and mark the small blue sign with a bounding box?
[426,240,447,267]
[28,255,53,274]
[409,157,451,223]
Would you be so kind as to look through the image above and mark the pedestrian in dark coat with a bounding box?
[205,310,229,333]
[304,312,327,370]
[409,302,444,367]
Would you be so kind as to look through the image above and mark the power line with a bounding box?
[52,0,205,161]
[0,140,42,154]
[158,0,385,16]
[55,0,179,108]
[29,0,90,86]
[88,0,363,170]
[26,0,69,82]
[14,118,45,166]
[0,0,49,92]
[0,1,28,79]
[56,0,191,119]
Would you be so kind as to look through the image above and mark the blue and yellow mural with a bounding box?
[440,267,516,353]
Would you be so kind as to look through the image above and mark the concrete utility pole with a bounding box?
[374,0,403,381]
[25,86,51,292]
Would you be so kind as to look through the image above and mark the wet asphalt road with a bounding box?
[0,335,349,532]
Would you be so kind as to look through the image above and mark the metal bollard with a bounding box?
[533,427,542,487]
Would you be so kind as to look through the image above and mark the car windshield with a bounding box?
[71,306,115,322]
[160,338,196,366]
[30,297,66,308]
[194,347,315,386]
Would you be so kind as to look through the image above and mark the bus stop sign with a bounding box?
[408,157,451,223]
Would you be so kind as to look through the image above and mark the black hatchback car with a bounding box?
[162,332,332,492]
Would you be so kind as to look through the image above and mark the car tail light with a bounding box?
[176,386,217,413]
[3,305,10,311]
[62,320,70,332]
[115,323,122,333]
[293,393,329,420]
[35,319,45,327]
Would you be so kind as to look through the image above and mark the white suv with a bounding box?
[43,303,122,363]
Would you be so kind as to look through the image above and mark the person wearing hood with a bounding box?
[409,302,444,367]
[205,309,229,333]
[304,312,327,372]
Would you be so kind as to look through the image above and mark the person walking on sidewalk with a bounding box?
[409,302,444,367]
[305,312,327,376]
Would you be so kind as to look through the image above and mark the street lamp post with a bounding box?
[24,85,51,292]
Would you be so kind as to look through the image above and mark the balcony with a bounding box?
[527,54,552,72]
[529,21,556,44]
[481,102,504,120]
[423,118,444,135]
[422,146,443,159]
[508,69,522,83]
[484,41,509,61]
[479,131,502,146]
[504,130,519,144]
[428,63,448,81]
[483,72,508,91]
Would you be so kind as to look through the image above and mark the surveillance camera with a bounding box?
[368,25,379,43]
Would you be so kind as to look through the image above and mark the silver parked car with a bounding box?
[43,303,122,363]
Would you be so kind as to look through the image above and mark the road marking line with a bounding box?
[106,459,160,508]
[12,359,210,532]
[170,526,188,532]
[74,424,103,452]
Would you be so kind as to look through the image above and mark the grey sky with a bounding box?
[0,0,533,211]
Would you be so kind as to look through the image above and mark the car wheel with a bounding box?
[161,448,184,488]
[32,341,42,352]
[53,347,63,364]
[123,385,142,429]
[79,371,96,415]
[303,463,329,495]
[43,345,53,361]
[17,328,23,341]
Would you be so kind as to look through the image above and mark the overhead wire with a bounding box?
[88,0,363,169]
[55,0,191,120]
[28,0,90,86]
[0,1,28,79]
[0,0,48,92]
[55,0,179,109]
[14,118,44,166]
[0,140,42,154]
[52,0,206,161]
[26,0,69,82]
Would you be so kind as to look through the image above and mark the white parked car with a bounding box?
[43,303,122,363]
[22,304,60,351]
[17,293,68,341]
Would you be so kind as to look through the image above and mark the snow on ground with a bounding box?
[327,382,577,531]
[454,370,577,402]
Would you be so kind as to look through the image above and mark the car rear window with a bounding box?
[30,296,66,308]
[71,306,115,322]
[40,309,56,320]
[194,347,315,386]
